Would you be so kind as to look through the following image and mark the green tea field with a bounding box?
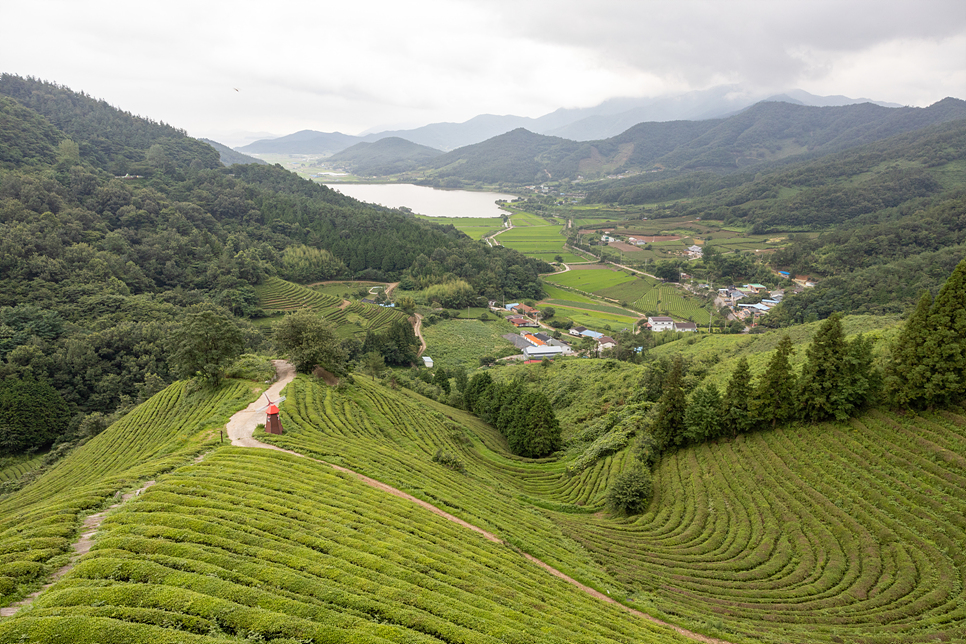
[254,277,409,338]
[0,349,963,643]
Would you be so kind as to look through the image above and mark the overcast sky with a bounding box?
[3,0,964,146]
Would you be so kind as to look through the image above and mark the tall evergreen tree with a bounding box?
[722,356,755,437]
[884,291,935,408]
[754,334,797,428]
[683,383,723,443]
[651,356,687,450]
[798,313,852,421]
[922,258,966,406]
[520,391,561,458]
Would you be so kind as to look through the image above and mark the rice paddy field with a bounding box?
[543,267,638,293]
[415,215,506,240]
[494,214,584,263]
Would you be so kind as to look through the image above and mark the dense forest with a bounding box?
[0,75,548,456]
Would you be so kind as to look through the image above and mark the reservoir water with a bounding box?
[322,183,515,218]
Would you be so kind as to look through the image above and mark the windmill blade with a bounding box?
[255,404,269,412]
[275,396,286,404]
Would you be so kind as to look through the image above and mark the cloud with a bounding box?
[1,0,963,144]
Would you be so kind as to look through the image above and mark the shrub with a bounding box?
[431,450,466,474]
[606,467,653,515]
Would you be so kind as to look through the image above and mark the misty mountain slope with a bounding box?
[238,129,362,155]
[327,136,443,175]
[199,138,267,166]
[402,98,966,185]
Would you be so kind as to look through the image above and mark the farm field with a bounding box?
[543,267,637,293]
[546,270,711,323]
[635,284,712,324]
[0,379,255,608]
[540,284,605,306]
[416,215,505,239]
[308,281,386,298]
[542,299,638,318]
[421,318,520,369]
[550,305,640,332]
[0,454,45,486]
[266,372,966,644]
[496,215,583,263]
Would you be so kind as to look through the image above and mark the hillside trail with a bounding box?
[0,479,156,618]
[222,360,733,644]
[413,313,427,357]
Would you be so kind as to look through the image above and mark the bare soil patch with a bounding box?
[569,263,621,271]
[608,241,643,252]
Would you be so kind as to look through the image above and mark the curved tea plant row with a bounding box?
[0,456,44,483]
[256,277,408,336]
[255,276,344,314]
[0,380,253,608]
[552,408,966,643]
[0,450,696,644]
[265,376,966,643]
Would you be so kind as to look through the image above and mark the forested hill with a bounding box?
[586,117,966,228]
[359,98,966,185]
[0,75,549,457]
[327,137,443,176]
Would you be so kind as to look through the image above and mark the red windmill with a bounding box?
[256,394,286,435]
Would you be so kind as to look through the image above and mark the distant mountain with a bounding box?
[421,128,583,184]
[238,129,362,155]
[327,137,442,175]
[237,86,911,155]
[410,98,966,185]
[200,138,267,166]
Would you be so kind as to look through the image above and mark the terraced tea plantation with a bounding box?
[0,379,253,606]
[1,359,963,643]
[254,277,409,337]
[2,449,694,643]
[263,377,966,644]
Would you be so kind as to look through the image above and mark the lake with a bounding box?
[322,183,515,218]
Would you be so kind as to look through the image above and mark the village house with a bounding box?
[687,245,703,258]
[647,316,675,332]
[512,303,539,317]
[507,316,538,328]
[522,333,546,347]
[674,322,698,332]
[569,326,588,337]
[597,336,617,350]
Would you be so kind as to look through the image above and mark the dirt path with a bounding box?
[219,361,732,644]
[0,479,157,618]
[483,223,513,247]
[226,360,297,448]
[413,313,427,358]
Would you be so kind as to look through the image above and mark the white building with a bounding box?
[647,316,675,332]
[421,356,434,368]
[523,345,564,360]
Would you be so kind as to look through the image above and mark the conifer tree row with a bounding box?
[885,258,966,408]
